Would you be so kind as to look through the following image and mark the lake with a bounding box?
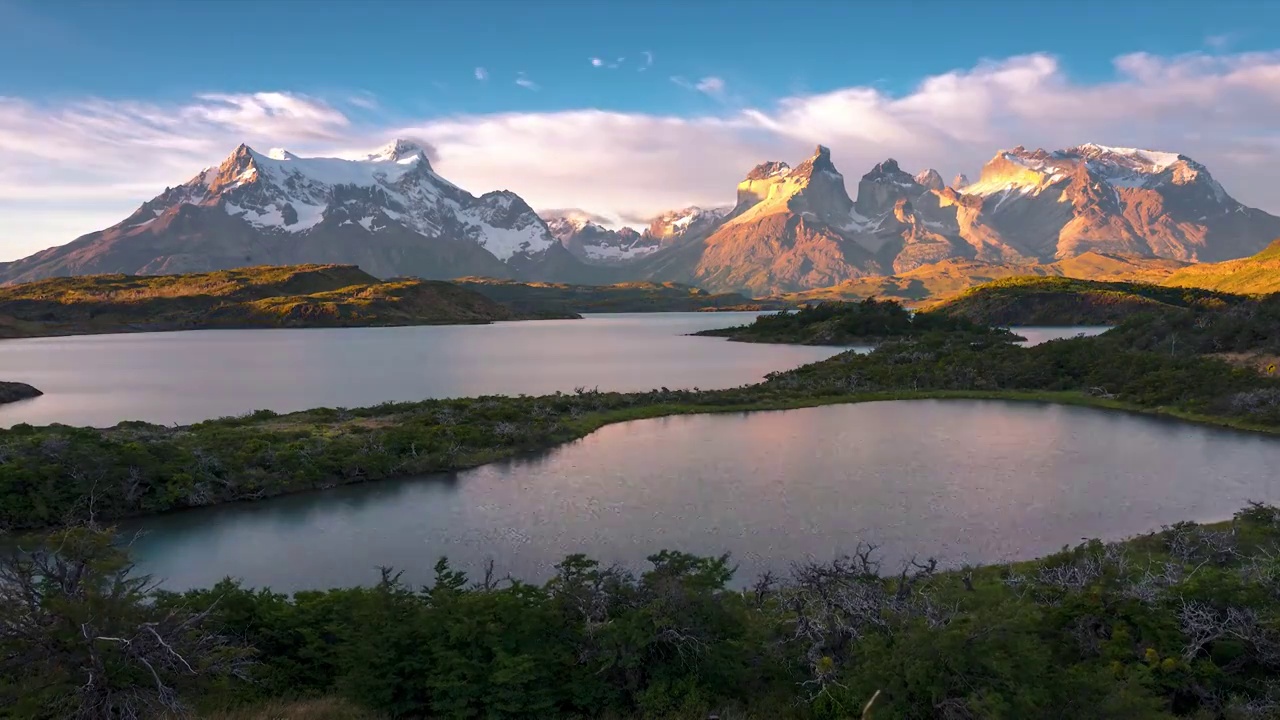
[122,399,1280,592]
[0,315,1104,428]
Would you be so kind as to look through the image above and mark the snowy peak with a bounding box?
[1069,143,1185,173]
[541,212,656,265]
[966,143,1223,199]
[147,140,557,262]
[365,138,431,165]
[915,168,945,191]
[646,206,731,243]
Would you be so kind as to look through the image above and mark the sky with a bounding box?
[2,0,1280,261]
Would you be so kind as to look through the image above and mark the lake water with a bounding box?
[0,313,837,428]
[0,316,1105,428]
[122,399,1280,593]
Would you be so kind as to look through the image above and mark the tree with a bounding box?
[0,525,250,719]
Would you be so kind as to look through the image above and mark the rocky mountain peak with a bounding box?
[793,145,839,177]
[915,168,945,191]
[952,173,971,189]
[855,158,925,217]
[743,161,791,181]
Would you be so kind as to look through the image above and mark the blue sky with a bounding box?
[1,0,1270,115]
[2,0,1279,260]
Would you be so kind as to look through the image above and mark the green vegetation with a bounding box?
[929,276,1248,326]
[0,265,546,339]
[694,298,1024,345]
[9,506,1280,718]
[454,276,786,314]
[775,253,1188,305]
[1164,239,1280,295]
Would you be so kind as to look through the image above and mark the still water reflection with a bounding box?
[124,399,1277,592]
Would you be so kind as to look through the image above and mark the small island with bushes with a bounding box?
[0,264,573,340]
[693,297,1024,345]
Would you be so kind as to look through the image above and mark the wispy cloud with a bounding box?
[1204,33,1237,51]
[671,75,727,98]
[695,76,726,97]
[515,72,540,91]
[6,50,1280,258]
[591,56,625,70]
[347,93,379,110]
[639,51,654,72]
[474,67,488,81]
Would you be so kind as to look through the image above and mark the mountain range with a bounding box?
[3,139,1278,295]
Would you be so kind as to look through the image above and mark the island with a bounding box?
[0,381,41,405]
[0,264,574,340]
[453,276,789,314]
[693,297,1024,345]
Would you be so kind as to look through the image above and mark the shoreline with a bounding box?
[7,389,1277,535]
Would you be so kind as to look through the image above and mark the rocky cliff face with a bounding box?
[954,144,1280,262]
[629,142,1280,294]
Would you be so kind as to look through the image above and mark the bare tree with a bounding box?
[0,525,251,719]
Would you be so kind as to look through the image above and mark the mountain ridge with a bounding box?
[4,139,1278,296]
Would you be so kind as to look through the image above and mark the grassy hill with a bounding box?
[927,276,1245,326]
[776,253,1187,305]
[0,265,529,339]
[454,276,786,314]
[1163,238,1280,294]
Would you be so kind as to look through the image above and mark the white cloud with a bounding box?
[515,72,540,91]
[590,57,603,67]
[671,75,727,98]
[695,76,726,97]
[639,51,654,72]
[4,49,1280,258]
[474,67,488,81]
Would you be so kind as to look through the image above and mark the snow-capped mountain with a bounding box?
[5,139,1276,295]
[624,143,1280,294]
[0,140,569,284]
[950,144,1280,261]
[540,206,731,267]
[543,213,658,265]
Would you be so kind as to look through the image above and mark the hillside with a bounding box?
[1162,238,1280,294]
[776,253,1188,306]
[929,276,1244,326]
[0,264,527,339]
[453,277,785,314]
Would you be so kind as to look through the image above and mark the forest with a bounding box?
[4,505,1280,719]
